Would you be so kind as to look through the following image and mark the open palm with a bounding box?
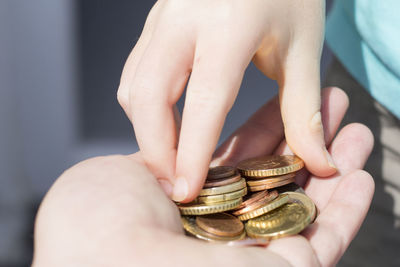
[33,88,374,267]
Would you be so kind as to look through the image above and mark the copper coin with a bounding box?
[207,166,236,180]
[237,155,304,177]
[196,213,244,237]
[248,177,295,192]
[246,173,296,186]
[235,190,269,210]
[232,190,278,216]
[203,173,241,188]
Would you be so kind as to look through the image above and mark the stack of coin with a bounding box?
[177,155,317,244]
[177,166,247,216]
[237,155,304,192]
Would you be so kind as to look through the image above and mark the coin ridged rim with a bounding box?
[181,216,246,242]
[238,194,289,221]
[199,178,246,196]
[178,198,243,215]
[237,155,304,177]
[248,178,295,192]
[245,201,311,239]
[196,187,247,204]
[246,173,296,186]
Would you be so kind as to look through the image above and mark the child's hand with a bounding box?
[117,0,335,202]
[34,88,374,267]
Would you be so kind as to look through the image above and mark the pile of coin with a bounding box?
[176,155,317,244]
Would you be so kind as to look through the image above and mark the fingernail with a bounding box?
[324,148,337,170]
[158,179,173,197]
[172,177,188,202]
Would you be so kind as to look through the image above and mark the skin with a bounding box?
[117,0,337,202]
[33,88,375,267]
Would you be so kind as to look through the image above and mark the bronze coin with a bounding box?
[203,173,242,188]
[248,177,295,192]
[196,213,244,237]
[237,155,304,177]
[232,190,279,216]
[235,190,269,210]
[207,166,237,180]
[246,173,296,186]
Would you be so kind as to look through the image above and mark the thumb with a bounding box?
[278,46,337,177]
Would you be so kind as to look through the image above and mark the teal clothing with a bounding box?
[326,0,400,119]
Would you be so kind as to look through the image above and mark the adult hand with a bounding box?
[117,0,335,202]
[34,88,374,267]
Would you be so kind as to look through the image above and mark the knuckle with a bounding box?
[116,88,129,109]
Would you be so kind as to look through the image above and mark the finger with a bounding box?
[212,87,348,171]
[117,1,163,118]
[274,87,349,155]
[274,87,349,187]
[305,123,374,209]
[279,44,337,177]
[130,28,194,191]
[173,40,256,202]
[303,170,374,267]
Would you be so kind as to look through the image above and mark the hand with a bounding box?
[33,88,374,267]
[117,0,335,202]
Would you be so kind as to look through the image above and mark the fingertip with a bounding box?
[172,176,189,203]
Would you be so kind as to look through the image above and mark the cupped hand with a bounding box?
[34,88,374,267]
[117,0,334,202]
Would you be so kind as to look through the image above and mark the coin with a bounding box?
[237,155,304,177]
[182,216,246,242]
[248,177,295,192]
[246,173,296,186]
[235,190,270,210]
[196,213,244,237]
[232,190,278,216]
[199,178,246,196]
[245,192,316,239]
[286,192,316,223]
[178,198,243,215]
[196,187,247,204]
[207,166,236,180]
[238,194,289,221]
[204,173,242,188]
[245,201,311,239]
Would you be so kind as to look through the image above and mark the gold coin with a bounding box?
[204,173,242,188]
[199,178,246,196]
[245,192,316,239]
[286,192,316,223]
[238,194,289,221]
[207,166,236,180]
[245,202,311,240]
[178,198,242,215]
[246,173,296,186]
[196,187,247,204]
[196,213,244,237]
[237,155,304,177]
[248,177,295,192]
[181,216,246,242]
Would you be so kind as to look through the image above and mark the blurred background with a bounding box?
[0,0,332,265]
